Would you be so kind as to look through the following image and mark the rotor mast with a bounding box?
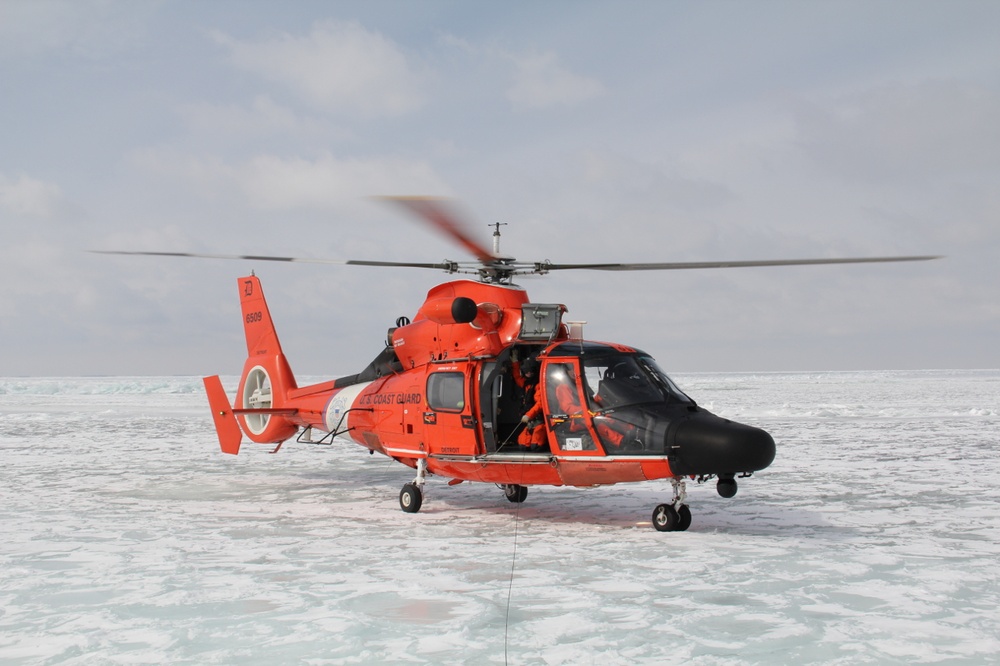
[490,222,508,256]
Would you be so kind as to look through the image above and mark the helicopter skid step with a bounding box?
[478,452,554,463]
[425,452,554,464]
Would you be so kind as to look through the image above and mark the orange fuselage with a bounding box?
[227,276,676,487]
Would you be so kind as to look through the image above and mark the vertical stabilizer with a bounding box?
[204,375,242,454]
[240,274,285,358]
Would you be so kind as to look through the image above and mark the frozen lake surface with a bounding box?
[2,370,999,664]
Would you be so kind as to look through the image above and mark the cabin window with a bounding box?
[427,372,466,412]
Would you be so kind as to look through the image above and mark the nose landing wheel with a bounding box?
[652,478,692,532]
[652,503,677,531]
[675,504,692,531]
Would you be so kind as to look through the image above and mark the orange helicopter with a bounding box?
[100,198,939,531]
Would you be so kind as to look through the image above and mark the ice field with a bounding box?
[1,370,999,664]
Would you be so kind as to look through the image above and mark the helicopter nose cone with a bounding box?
[670,413,775,475]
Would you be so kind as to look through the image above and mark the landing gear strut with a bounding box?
[399,458,428,513]
[652,478,692,532]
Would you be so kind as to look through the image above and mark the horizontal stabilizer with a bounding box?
[232,408,299,416]
[204,375,243,455]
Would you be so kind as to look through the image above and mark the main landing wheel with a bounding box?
[652,504,691,532]
[400,483,423,513]
[503,484,528,503]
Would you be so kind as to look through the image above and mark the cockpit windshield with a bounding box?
[639,355,693,404]
[581,353,692,410]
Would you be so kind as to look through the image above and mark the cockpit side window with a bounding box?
[545,363,584,418]
[544,362,596,451]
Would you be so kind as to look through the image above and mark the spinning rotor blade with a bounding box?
[539,255,943,272]
[94,195,942,284]
[376,196,498,264]
[91,250,457,271]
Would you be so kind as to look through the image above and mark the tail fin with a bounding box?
[239,274,288,359]
[233,275,299,443]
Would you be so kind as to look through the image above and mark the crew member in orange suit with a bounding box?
[594,417,632,450]
[517,381,548,450]
[515,359,547,450]
[553,372,586,432]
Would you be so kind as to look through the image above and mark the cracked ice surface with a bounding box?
[1,370,998,664]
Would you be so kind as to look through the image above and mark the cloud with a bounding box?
[131,150,452,211]
[438,34,604,111]
[0,0,152,59]
[235,154,451,209]
[178,95,309,136]
[505,50,605,111]
[211,20,425,117]
[0,174,63,217]
[795,81,1000,183]
[579,151,736,212]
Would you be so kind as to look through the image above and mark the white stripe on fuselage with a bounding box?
[324,381,373,443]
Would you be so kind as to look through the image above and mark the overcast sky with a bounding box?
[2,0,997,377]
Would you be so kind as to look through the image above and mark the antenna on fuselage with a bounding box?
[490,222,508,256]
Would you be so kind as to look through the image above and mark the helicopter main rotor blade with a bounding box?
[376,196,498,265]
[91,250,459,271]
[539,255,943,272]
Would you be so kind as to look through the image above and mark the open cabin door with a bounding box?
[479,361,499,453]
[477,348,540,454]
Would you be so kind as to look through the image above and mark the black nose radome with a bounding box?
[670,413,776,476]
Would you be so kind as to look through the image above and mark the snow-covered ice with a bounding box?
[2,370,999,664]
